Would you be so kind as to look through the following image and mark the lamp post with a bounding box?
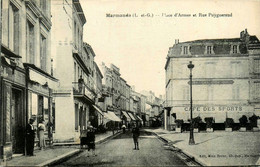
[187,61,195,145]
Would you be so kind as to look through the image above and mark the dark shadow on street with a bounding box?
[195,136,222,145]
[169,140,183,145]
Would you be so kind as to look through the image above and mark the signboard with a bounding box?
[188,80,234,85]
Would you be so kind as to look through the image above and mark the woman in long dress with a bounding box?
[38,120,46,150]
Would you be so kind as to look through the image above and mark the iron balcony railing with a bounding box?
[72,82,96,101]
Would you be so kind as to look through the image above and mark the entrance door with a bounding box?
[11,89,24,153]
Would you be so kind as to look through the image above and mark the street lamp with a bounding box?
[187,61,195,145]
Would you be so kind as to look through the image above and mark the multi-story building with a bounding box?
[51,0,97,142]
[1,0,57,159]
[94,62,104,125]
[164,29,260,129]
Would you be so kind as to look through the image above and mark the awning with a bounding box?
[92,105,104,116]
[24,63,58,89]
[104,111,121,122]
[127,112,136,121]
[136,115,143,121]
[122,111,131,121]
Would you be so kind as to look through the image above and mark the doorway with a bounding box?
[11,88,24,153]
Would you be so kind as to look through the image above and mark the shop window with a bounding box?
[44,97,49,129]
[52,102,55,132]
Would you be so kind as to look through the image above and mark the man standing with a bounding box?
[26,119,36,156]
[132,123,140,150]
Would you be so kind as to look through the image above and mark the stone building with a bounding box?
[51,0,97,142]
[164,29,260,129]
[0,0,57,159]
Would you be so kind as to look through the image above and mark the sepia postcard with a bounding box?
[0,0,260,166]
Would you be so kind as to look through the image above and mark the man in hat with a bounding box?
[26,118,36,156]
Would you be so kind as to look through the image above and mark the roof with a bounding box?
[73,0,86,25]
[182,35,259,44]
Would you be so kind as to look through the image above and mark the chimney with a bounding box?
[240,30,245,41]
[175,39,179,44]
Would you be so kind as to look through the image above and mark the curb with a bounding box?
[147,130,207,166]
[41,131,122,166]
[36,149,82,167]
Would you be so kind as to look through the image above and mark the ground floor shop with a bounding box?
[165,102,260,130]
[0,58,57,160]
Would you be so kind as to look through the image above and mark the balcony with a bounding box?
[72,82,96,103]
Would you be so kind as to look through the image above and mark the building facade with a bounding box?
[51,0,96,142]
[164,29,260,129]
[1,0,57,160]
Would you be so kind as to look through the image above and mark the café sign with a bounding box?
[184,106,243,112]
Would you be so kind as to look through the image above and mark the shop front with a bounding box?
[0,49,26,160]
[173,104,255,123]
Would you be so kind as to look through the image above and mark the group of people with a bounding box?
[26,119,141,157]
[26,119,46,156]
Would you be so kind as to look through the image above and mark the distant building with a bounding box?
[164,29,260,130]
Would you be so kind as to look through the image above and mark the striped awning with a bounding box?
[122,111,131,121]
[127,112,136,121]
[104,111,121,122]
[92,105,104,116]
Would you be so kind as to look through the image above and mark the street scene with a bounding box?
[0,0,260,166]
[55,130,187,167]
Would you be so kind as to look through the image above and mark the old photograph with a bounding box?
[0,0,260,166]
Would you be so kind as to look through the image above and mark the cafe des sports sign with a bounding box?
[183,105,253,112]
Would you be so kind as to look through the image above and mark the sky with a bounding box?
[80,0,260,97]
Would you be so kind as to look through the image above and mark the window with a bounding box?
[9,3,19,54]
[182,86,189,100]
[74,22,77,46]
[26,20,35,63]
[183,46,188,55]
[40,35,47,71]
[75,104,79,131]
[205,62,216,78]
[232,45,238,54]
[253,82,260,99]
[40,0,47,13]
[253,59,260,73]
[207,85,214,100]
[231,62,241,77]
[207,46,212,54]
[232,85,240,100]
[74,62,76,81]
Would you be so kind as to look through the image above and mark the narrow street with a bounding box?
[54,130,187,166]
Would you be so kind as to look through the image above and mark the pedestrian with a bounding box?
[87,121,97,157]
[38,119,46,150]
[132,123,140,150]
[122,124,126,133]
[26,118,36,156]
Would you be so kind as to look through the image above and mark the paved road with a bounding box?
[54,130,187,166]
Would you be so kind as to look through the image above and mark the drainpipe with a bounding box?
[0,0,3,159]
